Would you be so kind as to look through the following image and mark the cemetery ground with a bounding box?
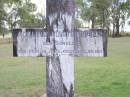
[0,37,130,97]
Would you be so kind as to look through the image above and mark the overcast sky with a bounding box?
[31,0,46,16]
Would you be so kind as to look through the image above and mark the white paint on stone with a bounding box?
[48,13,57,26]
[58,19,65,32]
[60,55,74,92]
[62,13,73,31]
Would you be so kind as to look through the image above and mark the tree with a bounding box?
[0,0,46,35]
[111,0,130,37]
[0,0,8,35]
[94,0,111,28]
[6,0,37,29]
[76,0,97,28]
[74,18,82,29]
[76,0,111,29]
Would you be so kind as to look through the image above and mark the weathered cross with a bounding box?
[12,0,108,97]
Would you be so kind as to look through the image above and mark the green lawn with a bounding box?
[0,37,130,97]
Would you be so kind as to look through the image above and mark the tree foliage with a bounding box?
[0,0,46,35]
[1,0,130,37]
[76,0,111,28]
[111,0,130,37]
[76,0,130,37]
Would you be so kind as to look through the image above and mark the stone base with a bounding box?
[40,94,46,97]
[40,94,95,97]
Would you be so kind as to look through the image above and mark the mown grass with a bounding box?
[0,37,130,97]
[75,37,130,97]
[0,43,45,97]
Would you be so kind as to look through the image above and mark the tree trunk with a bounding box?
[91,15,95,28]
[115,18,120,37]
[112,21,115,37]
[46,0,75,97]
[2,33,5,38]
[102,10,105,28]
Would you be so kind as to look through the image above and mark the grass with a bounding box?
[0,43,45,97]
[0,37,130,97]
[0,38,12,44]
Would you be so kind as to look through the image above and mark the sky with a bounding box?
[31,0,46,16]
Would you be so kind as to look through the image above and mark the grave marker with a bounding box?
[12,0,108,97]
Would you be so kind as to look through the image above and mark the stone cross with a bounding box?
[12,0,108,97]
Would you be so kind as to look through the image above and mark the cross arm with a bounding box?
[12,28,50,57]
[74,29,108,57]
[12,28,108,57]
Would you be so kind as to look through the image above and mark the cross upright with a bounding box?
[12,0,108,97]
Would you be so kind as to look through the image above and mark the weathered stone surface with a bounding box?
[46,0,75,97]
[13,29,107,57]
